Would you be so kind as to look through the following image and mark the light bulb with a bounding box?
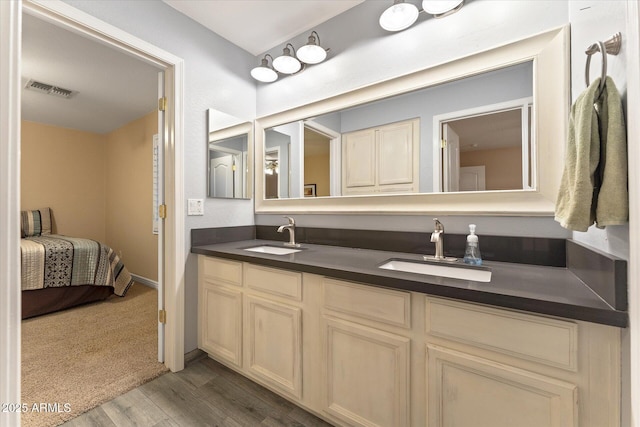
[379,1,419,32]
[297,45,326,64]
[273,44,302,74]
[250,56,278,83]
[296,32,327,64]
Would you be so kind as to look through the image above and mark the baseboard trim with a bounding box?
[131,274,158,290]
[184,349,206,365]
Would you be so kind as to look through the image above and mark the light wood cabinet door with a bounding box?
[342,119,419,195]
[343,128,376,190]
[199,282,242,368]
[377,120,416,187]
[426,344,578,427]
[244,295,302,399]
[323,317,410,427]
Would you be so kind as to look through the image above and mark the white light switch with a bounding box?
[187,199,204,215]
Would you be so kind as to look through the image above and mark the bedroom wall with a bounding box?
[21,114,159,282]
[21,120,107,241]
[105,111,158,282]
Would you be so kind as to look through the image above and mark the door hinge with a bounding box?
[158,309,167,324]
[158,97,167,112]
[441,139,447,148]
[159,204,167,219]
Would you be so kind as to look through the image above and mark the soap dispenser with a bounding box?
[463,224,482,265]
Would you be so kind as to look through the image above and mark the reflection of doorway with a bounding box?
[19,9,168,413]
[303,127,331,197]
[265,148,280,199]
[3,3,186,413]
[304,121,341,196]
[435,97,532,192]
[209,146,243,198]
[211,154,235,198]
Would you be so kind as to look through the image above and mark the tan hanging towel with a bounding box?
[555,76,628,231]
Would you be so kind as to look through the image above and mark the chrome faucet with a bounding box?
[430,218,445,260]
[277,216,299,247]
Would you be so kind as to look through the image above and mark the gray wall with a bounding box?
[568,1,629,261]
[567,2,631,425]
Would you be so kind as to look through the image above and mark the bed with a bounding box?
[20,208,133,319]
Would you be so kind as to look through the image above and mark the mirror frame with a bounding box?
[254,26,569,215]
[208,121,253,199]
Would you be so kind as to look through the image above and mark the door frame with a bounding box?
[303,120,342,197]
[21,0,184,373]
[0,1,22,424]
[433,97,533,193]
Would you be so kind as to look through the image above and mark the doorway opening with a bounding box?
[13,0,186,394]
[435,97,533,192]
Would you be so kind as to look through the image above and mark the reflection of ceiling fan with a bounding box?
[265,159,279,175]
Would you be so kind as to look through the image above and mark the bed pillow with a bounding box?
[21,208,52,237]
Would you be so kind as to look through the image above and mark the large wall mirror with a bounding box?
[207,109,253,199]
[255,26,569,215]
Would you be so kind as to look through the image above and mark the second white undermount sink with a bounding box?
[379,259,492,282]
[243,245,302,255]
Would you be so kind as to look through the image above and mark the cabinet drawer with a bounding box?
[244,264,302,301]
[323,278,411,329]
[201,256,242,287]
[426,298,578,371]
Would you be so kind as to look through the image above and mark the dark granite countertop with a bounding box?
[192,239,628,328]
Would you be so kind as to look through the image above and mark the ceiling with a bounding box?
[162,0,365,56]
[21,1,364,134]
[21,13,161,135]
[448,109,525,152]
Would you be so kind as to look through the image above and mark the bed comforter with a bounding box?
[21,235,132,296]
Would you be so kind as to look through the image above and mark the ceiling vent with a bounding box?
[24,79,77,99]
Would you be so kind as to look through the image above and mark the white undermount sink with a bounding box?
[379,259,492,282]
[243,245,302,255]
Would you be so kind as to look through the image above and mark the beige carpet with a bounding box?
[21,283,169,427]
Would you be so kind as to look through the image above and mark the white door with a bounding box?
[210,155,234,198]
[156,71,165,363]
[460,165,486,191]
[443,123,460,192]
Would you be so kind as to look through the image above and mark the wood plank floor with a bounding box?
[61,355,334,427]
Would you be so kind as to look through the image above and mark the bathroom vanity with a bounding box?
[193,238,624,427]
[193,22,625,427]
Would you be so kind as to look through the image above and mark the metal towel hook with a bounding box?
[585,32,622,96]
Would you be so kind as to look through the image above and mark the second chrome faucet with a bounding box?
[426,218,456,262]
[430,218,445,260]
[277,216,300,248]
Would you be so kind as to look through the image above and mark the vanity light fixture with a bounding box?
[251,54,278,83]
[379,0,419,32]
[379,0,464,32]
[273,43,303,74]
[296,31,327,64]
[251,31,329,83]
